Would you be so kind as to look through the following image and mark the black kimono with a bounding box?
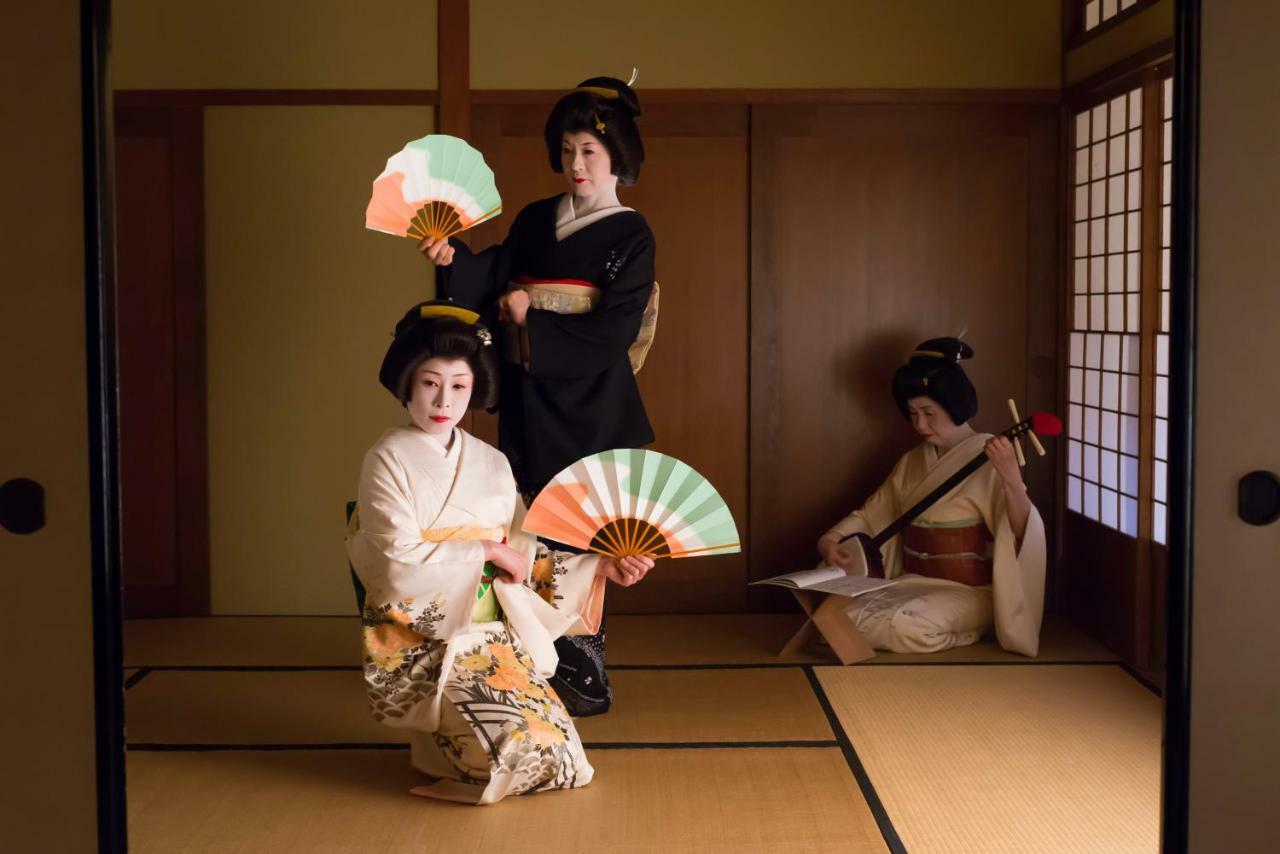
[440,194,656,493]
[438,194,657,716]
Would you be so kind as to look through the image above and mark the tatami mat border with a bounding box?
[123,657,1157,854]
[128,660,1123,671]
[125,661,910,850]
[804,666,908,854]
[128,740,842,752]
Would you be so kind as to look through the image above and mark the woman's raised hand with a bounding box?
[598,554,655,587]
[984,435,1024,488]
[483,540,529,586]
[418,236,455,266]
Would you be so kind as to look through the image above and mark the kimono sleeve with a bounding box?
[497,496,607,675]
[524,230,655,379]
[824,452,915,578]
[977,470,1047,657]
[828,451,915,539]
[435,207,529,317]
[346,446,487,644]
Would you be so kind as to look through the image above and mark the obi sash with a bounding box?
[503,275,660,374]
[421,523,506,622]
[902,521,993,586]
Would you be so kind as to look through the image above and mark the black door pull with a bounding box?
[0,478,46,535]
[1238,471,1280,527]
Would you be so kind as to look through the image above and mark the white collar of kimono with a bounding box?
[555,192,634,242]
[924,430,987,468]
[416,425,460,459]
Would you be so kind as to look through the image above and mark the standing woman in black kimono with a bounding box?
[419,76,656,716]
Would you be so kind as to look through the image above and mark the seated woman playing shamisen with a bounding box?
[816,338,1046,656]
[346,301,654,804]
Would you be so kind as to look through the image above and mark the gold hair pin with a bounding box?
[575,85,620,99]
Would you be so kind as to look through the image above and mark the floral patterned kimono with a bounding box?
[346,425,606,804]
[828,432,1046,656]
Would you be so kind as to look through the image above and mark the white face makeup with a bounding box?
[906,396,966,450]
[406,356,473,437]
[561,130,615,197]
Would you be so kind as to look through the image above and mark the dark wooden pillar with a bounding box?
[437,0,470,139]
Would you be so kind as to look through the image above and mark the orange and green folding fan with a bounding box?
[365,135,502,242]
[522,449,741,560]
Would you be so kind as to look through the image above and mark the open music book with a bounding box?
[750,566,896,599]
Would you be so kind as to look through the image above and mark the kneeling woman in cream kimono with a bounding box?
[817,339,1046,657]
[347,303,653,804]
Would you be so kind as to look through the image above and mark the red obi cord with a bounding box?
[512,275,597,289]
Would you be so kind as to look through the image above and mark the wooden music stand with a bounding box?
[779,589,876,665]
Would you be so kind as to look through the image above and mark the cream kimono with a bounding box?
[346,425,606,804]
[828,433,1046,656]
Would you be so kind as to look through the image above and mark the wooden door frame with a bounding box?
[82,0,127,848]
[1162,0,1199,848]
[84,1,1200,850]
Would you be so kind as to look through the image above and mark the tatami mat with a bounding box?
[610,613,1114,665]
[127,668,833,746]
[122,613,821,667]
[817,664,1161,854]
[608,613,825,664]
[863,615,1117,664]
[125,612,1115,667]
[127,747,888,854]
[575,668,832,743]
[125,616,360,667]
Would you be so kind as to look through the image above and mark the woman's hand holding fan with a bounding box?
[598,555,655,587]
[418,236,455,266]
[366,135,503,244]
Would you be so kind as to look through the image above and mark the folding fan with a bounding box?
[365,135,502,242]
[522,449,741,559]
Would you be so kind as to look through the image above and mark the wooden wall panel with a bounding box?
[749,103,1060,609]
[115,105,210,617]
[470,103,750,613]
[1065,514,1140,659]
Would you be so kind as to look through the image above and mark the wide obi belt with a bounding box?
[902,521,993,586]
[503,275,660,373]
[420,524,505,622]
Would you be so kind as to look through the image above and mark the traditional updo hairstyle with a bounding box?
[544,75,645,186]
[378,303,499,409]
[890,337,978,426]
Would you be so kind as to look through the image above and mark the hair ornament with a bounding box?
[575,85,620,99]
[419,301,480,325]
[475,326,493,347]
[910,346,963,364]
